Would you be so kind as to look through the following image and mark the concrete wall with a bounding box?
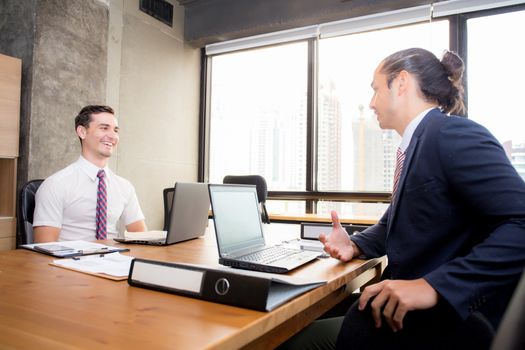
[0,0,37,192]
[29,0,109,179]
[0,0,201,231]
[108,0,201,229]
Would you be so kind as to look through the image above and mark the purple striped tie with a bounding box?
[392,148,406,200]
[96,169,107,240]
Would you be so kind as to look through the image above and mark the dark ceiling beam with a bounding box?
[176,0,440,48]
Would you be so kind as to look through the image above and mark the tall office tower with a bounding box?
[351,107,399,218]
[511,142,525,181]
[248,111,277,185]
[382,131,397,190]
[287,95,307,190]
[502,140,525,181]
[502,140,512,159]
[247,100,307,192]
[352,109,388,192]
[252,117,269,176]
[317,81,342,191]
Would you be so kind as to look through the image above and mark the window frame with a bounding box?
[198,3,525,214]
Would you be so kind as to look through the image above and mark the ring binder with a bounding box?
[128,258,326,311]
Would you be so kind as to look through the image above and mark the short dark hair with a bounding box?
[381,48,465,115]
[74,105,115,130]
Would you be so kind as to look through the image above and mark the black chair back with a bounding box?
[490,270,525,350]
[223,175,270,224]
[17,179,44,246]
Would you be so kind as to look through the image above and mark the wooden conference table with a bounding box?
[0,223,385,350]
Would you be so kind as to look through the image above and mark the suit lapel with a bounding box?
[386,109,438,236]
[386,136,419,235]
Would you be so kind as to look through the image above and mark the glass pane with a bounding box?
[467,10,525,181]
[209,42,308,190]
[316,201,389,220]
[266,200,306,215]
[318,20,449,191]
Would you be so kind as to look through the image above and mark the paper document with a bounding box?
[52,253,134,279]
[123,230,167,240]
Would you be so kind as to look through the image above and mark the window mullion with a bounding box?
[306,38,318,213]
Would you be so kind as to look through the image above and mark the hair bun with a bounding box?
[441,50,464,81]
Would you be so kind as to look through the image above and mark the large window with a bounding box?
[208,43,308,190]
[203,3,525,215]
[466,9,525,181]
[318,21,449,193]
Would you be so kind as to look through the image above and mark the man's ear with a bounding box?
[76,125,87,140]
[396,70,410,96]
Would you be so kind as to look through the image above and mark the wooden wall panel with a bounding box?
[0,54,21,157]
[0,53,21,250]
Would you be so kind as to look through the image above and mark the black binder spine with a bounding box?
[128,258,272,311]
[201,270,270,310]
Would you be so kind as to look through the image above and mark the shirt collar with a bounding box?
[399,107,435,152]
[77,156,111,182]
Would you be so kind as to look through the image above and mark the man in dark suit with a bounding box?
[280,48,525,350]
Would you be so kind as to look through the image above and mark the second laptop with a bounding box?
[208,183,320,274]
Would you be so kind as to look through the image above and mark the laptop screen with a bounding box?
[166,182,210,244]
[209,184,265,253]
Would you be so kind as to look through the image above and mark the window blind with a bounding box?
[205,0,525,56]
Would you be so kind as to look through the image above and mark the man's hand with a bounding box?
[319,211,358,262]
[359,278,439,332]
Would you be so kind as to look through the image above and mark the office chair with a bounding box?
[162,187,175,231]
[490,270,525,350]
[17,179,44,246]
[223,175,270,224]
[458,270,525,350]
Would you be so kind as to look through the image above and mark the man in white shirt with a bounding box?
[33,105,146,242]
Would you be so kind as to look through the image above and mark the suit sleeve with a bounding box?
[424,119,525,320]
[350,206,389,258]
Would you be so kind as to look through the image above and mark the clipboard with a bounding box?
[21,240,129,258]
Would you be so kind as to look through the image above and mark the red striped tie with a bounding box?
[96,170,107,240]
[392,148,406,200]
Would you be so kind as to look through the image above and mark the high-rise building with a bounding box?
[502,140,525,181]
[511,143,525,181]
[317,81,342,191]
[352,109,397,192]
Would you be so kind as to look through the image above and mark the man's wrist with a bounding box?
[349,239,363,257]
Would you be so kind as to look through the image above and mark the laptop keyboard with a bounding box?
[238,246,301,264]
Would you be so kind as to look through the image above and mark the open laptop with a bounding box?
[114,182,209,245]
[208,184,320,274]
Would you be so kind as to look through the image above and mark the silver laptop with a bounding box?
[208,184,320,274]
[114,182,209,245]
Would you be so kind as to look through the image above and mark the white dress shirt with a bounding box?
[33,156,145,241]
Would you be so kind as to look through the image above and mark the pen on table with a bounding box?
[72,251,118,260]
[77,247,110,255]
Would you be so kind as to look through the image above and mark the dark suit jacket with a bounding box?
[351,108,525,327]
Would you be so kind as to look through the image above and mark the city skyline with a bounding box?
[207,11,524,217]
